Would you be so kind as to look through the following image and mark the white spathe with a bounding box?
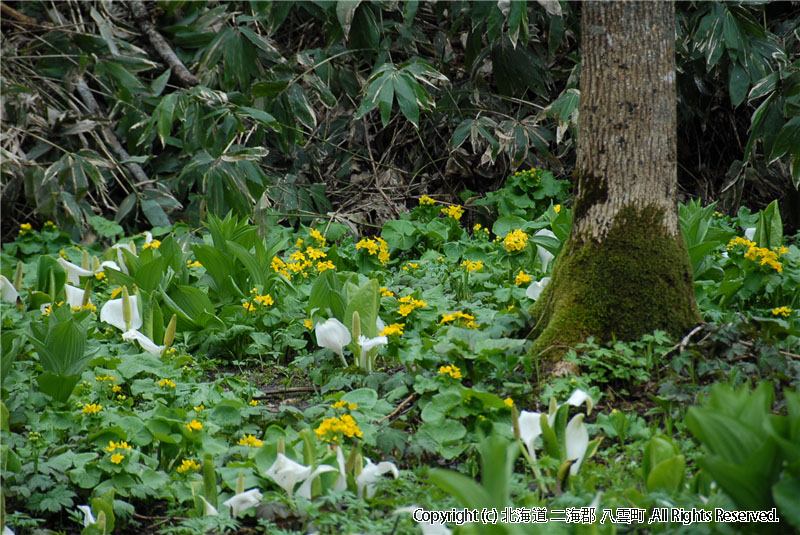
[223,488,263,517]
[0,275,19,303]
[333,446,347,491]
[566,389,594,414]
[356,458,399,499]
[100,294,143,331]
[315,318,351,359]
[3,526,15,535]
[526,277,551,301]
[56,257,121,285]
[199,496,218,516]
[535,228,557,273]
[565,413,589,475]
[64,284,88,308]
[744,227,756,241]
[265,453,336,500]
[77,505,96,527]
[122,329,164,355]
[358,334,388,353]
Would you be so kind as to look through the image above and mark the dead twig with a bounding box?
[254,386,317,399]
[1,2,37,25]
[129,1,199,87]
[738,339,800,361]
[377,393,417,424]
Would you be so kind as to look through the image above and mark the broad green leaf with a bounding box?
[728,63,749,107]
[393,73,419,128]
[646,455,685,495]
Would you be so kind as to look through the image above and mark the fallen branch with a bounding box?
[738,339,800,361]
[72,76,151,186]
[254,386,317,398]
[129,1,199,87]
[377,393,417,424]
[0,2,37,25]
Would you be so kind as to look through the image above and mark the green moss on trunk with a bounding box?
[529,204,701,361]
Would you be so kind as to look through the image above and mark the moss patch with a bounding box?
[529,204,701,362]
[572,170,608,222]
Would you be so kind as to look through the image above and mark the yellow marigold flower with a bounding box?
[82,403,103,414]
[332,400,358,410]
[158,379,176,388]
[305,246,326,260]
[112,385,122,393]
[94,271,106,281]
[441,205,464,220]
[254,294,274,306]
[243,302,257,312]
[438,365,462,380]
[290,250,307,263]
[250,400,258,406]
[187,260,203,268]
[408,262,419,269]
[110,453,125,464]
[379,323,405,336]
[504,398,514,407]
[314,414,363,442]
[310,228,327,246]
[19,223,32,235]
[554,204,561,214]
[193,404,205,412]
[177,459,200,473]
[316,260,335,272]
[295,238,304,248]
[59,249,68,258]
[515,270,532,286]
[186,420,202,431]
[778,246,788,255]
[461,260,483,272]
[95,375,117,382]
[142,240,161,250]
[726,237,757,250]
[397,296,426,317]
[82,302,97,312]
[304,318,313,330]
[238,434,263,447]
[419,195,436,205]
[356,238,379,255]
[44,220,56,228]
[503,229,529,252]
[473,223,482,232]
[772,306,792,317]
[380,287,394,297]
[106,440,132,452]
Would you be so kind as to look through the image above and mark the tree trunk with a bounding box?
[529,1,701,361]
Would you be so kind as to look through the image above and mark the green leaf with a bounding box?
[154,92,178,149]
[336,0,362,37]
[769,116,800,164]
[728,63,749,107]
[37,373,80,404]
[141,199,170,227]
[773,477,800,529]
[89,216,123,239]
[429,468,493,511]
[393,73,419,128]
[151,69,171,96]
[646,455,686,494]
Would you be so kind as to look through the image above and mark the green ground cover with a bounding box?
[2,170,799,534]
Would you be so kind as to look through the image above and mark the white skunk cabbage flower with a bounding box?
[265,453,336,500]
[566,389,594,414]
[100,294,142,331]
[0,275,19,303]
[744,227,756,241]
[76,505,96,527]
[223,488,263,517]
[199,496,218,516]
[315,318,351,366]
[122,329,164,355]
[526,277,551,301]
[565,413,589,475]
[57,257,120,285]
[358,334,388,353]
[356,458,399,499]
[534,228,557,273]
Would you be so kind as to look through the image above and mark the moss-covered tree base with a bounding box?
[528,205,701,363]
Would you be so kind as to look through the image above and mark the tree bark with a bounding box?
[529,1,701,361]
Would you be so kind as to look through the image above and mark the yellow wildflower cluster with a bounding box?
[772,306,792,317]
[82,403,103,414]
[271,242,333,279]
[332,400,358,410]
[19,223,32,235]
[177,459,201,473]
[726,237,756,249]
[380,287,394,297]
[379,323,405,336]
[515,270,532,286]
[441,205,464,220]
[95,375,117,382]
[314,414,363,443]
[243,291,274,311]
[71,302,97,313]
[438,365,462,379]
[309,228,327,246]
[237,434,264,447]
[356,236,390,264]
[316,260,335,272]
[397,295,427,317]
[112,385,122,393]
[158,379,176,388]
[105,440,132,453]
[193,404,205,412]
[142,240,161,250]
[44,220,57,229]
[726,237,787,272]
[187,260,203,268]
[94,271,106,281]
[402,262,419,271]
[440,311,478,329]
[503,229,529,252]
[419,195,436,205]
[461,260,483,273]
[185,419,203,431]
